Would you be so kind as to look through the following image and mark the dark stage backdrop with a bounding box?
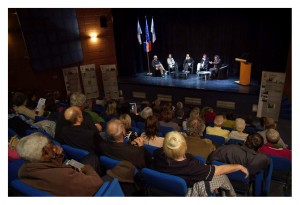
[112,8,291,80]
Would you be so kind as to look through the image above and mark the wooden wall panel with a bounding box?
[8,8,117,98]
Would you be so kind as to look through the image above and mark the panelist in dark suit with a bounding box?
[196,53,209,73]
[209,55,222,79]
[183,54,194,73]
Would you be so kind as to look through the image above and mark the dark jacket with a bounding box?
[59,124,102,155]
[152,148,215,187]
[18,161,103,196]
[208,144,270,175]
[99,140,152,169]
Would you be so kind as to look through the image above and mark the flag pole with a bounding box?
[146,52,151,75]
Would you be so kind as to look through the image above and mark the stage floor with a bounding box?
[118,72,260,95]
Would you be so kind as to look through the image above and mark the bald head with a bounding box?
[214,115,224,127]
[64,106,83,125]
[106,119,125,142]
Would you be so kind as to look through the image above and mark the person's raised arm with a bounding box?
[214,164,249,178]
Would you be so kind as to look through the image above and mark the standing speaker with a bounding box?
[100,16,107,28]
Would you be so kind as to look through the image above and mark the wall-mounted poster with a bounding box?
[257,71,286,121]
[100,64,119,100]
[80,64,99,100]
[62,66,82,95]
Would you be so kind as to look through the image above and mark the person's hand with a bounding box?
[132,137,144,147]
[209,61,212,64]
[239,165,249,178]
[80,164,94,174]
[52,145,63,156]
[95,123,102,132]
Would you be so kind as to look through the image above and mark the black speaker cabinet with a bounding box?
[100,16,107,28]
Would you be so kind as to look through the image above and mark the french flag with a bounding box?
[143,17,152,52]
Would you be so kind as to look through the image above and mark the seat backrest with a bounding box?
[211,160,250,195]
[10,179,53,196]
[99,155,121,170]
[62,144,89,161]
[8,159,25,185]
[211,160,267,196]
[136,121,145,130]
[100,178,125,196]
[159,125,174,136]
[268,155,291,182]
[141,168,187,196]
[227,138,244,145]
[203,133,226,146]
[193,155,206,165]
[144,144,159,156]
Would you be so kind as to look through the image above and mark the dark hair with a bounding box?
[162,110,173,123]
[13,92,28,106]
[145,115,159,138]
[244,133,264,151]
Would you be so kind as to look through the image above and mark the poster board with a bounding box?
[80,64,99,100]
[62,66,82,95]
[100,64,120,100]
[257,71,286,121]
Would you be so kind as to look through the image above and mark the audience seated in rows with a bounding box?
[258,129,291,160]
[99,119,152,169]
[59,106,102,155]
[258,117,287,148]
[140,115,164,148]
[152,131,249,196]
[208,133,270,175]
[16,133,104,196]
[185,118,216,160]
[206,115,230,141]
[228,118,248,141]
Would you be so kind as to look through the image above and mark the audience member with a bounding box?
[186,118,216,160]
[206,115,230,141]
[152,131,248,196]
[222,112,236,129]
[13,92,45,120]
[182,107,201,130]
[208,133,270,175]
[141,116,164,147]
[203,107,216,123]
[99,119,152,169]
[105,100,118,119]
[55,92,101,138]
[16,133,104,196]
[228,118,248,141]
[119,113,138,141]
[258,129,291,160]
[58,106,102,155]
[258,117,287,148]
[84,99,105,124]
[159,110,180,131]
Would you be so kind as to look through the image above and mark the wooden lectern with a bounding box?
[235,58,252,86]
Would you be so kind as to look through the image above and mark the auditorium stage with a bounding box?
[118,72,260,95]
[118,72,261,117]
